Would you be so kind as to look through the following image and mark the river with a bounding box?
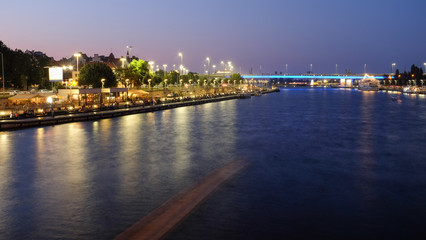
[1,87,426,239]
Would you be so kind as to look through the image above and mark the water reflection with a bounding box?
[358,91,376,204]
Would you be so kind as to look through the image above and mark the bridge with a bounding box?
[240,74,389,80]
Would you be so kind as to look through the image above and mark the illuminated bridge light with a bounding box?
[241,75,390,80]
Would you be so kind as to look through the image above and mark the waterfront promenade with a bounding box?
[0,88,279,131]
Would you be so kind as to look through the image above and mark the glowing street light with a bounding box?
[120,57,127,68]
[74,52,81,80]
[178,52,183,74]
[163,64,167,73]
[149,61,154,71]
[212,65,216,74]
[206,57,210,75]
[101,78,105,88]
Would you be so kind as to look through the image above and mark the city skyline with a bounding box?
[2,0,426,74]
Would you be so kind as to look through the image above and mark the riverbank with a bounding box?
[0,88,279,131]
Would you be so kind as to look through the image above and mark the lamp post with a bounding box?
[285,64,288,75]
[206,57,210,75]
[335,64,338,74]
[364,64,367,74]
[424,63,426,74]
[74,53,81,81]
[120,57,126,68]
[101,78,105,88]
[212,65,216,74]
[178,52,183,74]
[392,63,396,74]
[0,52,4,94]
[148,79,151,89]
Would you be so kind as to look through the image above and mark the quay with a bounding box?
[0,88,280,131]
[0,96,236,131]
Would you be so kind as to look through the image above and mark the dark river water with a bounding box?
[1,87,426,239]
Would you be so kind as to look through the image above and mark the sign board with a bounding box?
[48,67,64,82]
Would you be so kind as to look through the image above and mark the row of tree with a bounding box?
[0,40,245,90]
[382,64,425,86]
[78,60,243,89]
[0,41,52,90]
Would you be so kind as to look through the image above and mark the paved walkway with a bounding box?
[114,159,250,240]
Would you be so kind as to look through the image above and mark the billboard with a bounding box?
[49,67,63,82]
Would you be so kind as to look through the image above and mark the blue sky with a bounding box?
[1,0,426,74]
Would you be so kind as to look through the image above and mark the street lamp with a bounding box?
[212,65,216,74]
[74,52,81,80]
[148,79,152,89]
[120,57,126,68]
[392,63,396,74]
[163,64,167,73]
[101,78,105,88]
[0,52,4,94]
[206,57,210,75]
[149,61,154,72]
[424,63,426,73]
[178,52,183,74]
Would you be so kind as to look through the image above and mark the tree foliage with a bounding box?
[78,63,116,88]
[0,41,51,90]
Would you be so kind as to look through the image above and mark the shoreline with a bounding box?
[0,89,279,131]
[0,95,237,131]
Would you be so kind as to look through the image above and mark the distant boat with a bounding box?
[358,74,380,91]
[402,86,420,94]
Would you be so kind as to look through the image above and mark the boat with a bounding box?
[358,74,380,91]
[402,86,420,94]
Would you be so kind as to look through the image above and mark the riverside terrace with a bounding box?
[0,86,280,130]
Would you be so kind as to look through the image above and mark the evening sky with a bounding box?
[1,0,426,74]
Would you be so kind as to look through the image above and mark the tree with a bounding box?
[230,73,243,82]
[128,59,149,86]
[78,63,116,88]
